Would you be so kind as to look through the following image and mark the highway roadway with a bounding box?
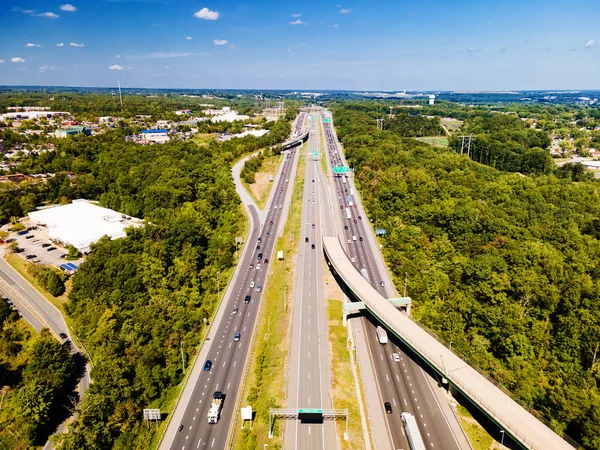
[320,111,463,450]
[167,122,302,450]
[285,113,337,449]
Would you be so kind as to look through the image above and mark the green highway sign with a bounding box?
[298,409,323,414]
[313,152,319,157]
[322,118,331,123]
[333,166,349,174]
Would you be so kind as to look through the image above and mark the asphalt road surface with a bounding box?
[285,113,337,449]
[167,146,299,450]
[321,111,463,450]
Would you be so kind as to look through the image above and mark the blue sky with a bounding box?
[1,0,599,90]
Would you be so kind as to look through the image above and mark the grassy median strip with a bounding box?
[327,299,369,450]
[318,117,328,175]
[233,148,305,450]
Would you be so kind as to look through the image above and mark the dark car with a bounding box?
[359,237,364,241]
[203,360,212,371]
[47,247,57,251]
[17,230,28,236]
[344,225,348,230]
[264,258,269,264]
[59,332,68,339]
[42,243,51,248]
[305,237,309,243]
[256,245,261,250]
[358,216,362,220]
[244,295,251,304]
[257,253,263,259]
[384,402,392,414]
[311,244,315,249]
[266,232,270,237]
[25,254,37,259]
[258,237,262,243]
[269,220,273,225]
[25,235,34,239]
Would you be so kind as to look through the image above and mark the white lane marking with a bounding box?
[197,439,202,448]
[211,437,215,447]
[404,398,408,406]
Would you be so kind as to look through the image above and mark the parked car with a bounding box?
[47,247,57,251]
[25,254,36,259]
[42,243,51,248]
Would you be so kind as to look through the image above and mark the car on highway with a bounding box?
[266,232,270,237]
[264,258,269,264]
[232,307,238,315]
[203,360,212,371]
[256,264,261,270]
[360,237,364,241]
[59,332,68,339]
[256,285,262,292]
[312,224,315,228]
[347,239,351,244]
[384,402,393,414]
[354,219,357,223]
[249,263,254,269]
[245,295,251,303]
[380,281,385,287]
[256,245,261,250]
[269,220,273,225]
[305,237,309,242]
[351,257,356,263]
[311,244,315,249]
[344,225,349,230]
[392,353,400,362]
[358,216,362,220]
[258,253,263,259]
[250,281,255,288]
[258,237,262,243]
[234,332,241,342]
[178,424,184,432]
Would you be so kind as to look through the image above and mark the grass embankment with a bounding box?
[232,149,306,450]
[192,133,217,147]
[327,299,368,449]
[416,136,449,147]
[242,154,282,210]
[318,116,328,175]
[455,404,494,450]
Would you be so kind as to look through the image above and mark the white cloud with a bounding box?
[116,54,121,58]
[11,57,26,63]
[339,7,351,14]
[69,42,84,47]
[213,39,228,46]
[289,19,305,25]
[38,12,59,19]
[292,13,301,17]
[13,7,35,14]
[60,4,77,12]
[0,60,4,64]
[26,43,41,47]
[585,40,596,49]
[39,65,56,73]
[109,64,124,71]
[56,43,64,47]
[186,36,192,40]
[194,7,219,20]
[164,65,169,69]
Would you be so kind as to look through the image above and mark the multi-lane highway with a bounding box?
[166,117,303,450]
[320,110,463,450]
[285,113,337,449]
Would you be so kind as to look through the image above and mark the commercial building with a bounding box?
[141,129,170,144]
[175,109,192,115]
[55,125,92,138]
[28,199,142,254]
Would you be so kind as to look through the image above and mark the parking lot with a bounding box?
[6,228,84,269]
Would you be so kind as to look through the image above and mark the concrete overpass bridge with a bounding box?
[281,131,309,150]
[323,236,575,450]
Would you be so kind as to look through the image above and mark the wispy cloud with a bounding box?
[13,7,35,14]
[289,19,305,25]
[39,65,57,73]
[292,13,301,17]
[338,5,351,14]
[0,60,4,64]
[70,42,84,47]
[213,39,228,45]
[194,7,219,20]
[131,52,200,59]
[585,39,596,49]
[186,36,192,40]
[56,43,64,47]
[38,12,60,19]
[109,64,124,70]
[26,43,41,47]
[60,4,77,12]
[116,54,121,58]
[11,57,26,63]
[333,24,339,28]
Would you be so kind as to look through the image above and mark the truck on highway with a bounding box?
[347,195,353,206]
[361,268,369,282]
[207,391,224,424]
[376,326,388,344]
[350,188,355,197]
[342,176,346,184]
[401,412,426,450]
[345,208,352,220]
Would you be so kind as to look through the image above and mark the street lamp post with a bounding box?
[500,430,505,448]
[217,271,221,299]
[180,340,185,372]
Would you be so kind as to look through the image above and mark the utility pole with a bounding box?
[180,341,185,373]
[458,135,474,156]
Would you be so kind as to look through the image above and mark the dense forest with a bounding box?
[334,105,600,449]
[0,301,77,448]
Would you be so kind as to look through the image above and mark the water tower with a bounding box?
[429,94,436,106]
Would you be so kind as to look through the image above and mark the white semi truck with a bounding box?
[207,391,224,424]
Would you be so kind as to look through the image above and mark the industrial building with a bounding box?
[28,199,142,254]
[141,129,170,143]
[55,125,92,138]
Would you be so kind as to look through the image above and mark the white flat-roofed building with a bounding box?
[141,129,170,143]
[28,199,142,253]
[1,111,69,121]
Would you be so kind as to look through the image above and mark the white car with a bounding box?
[256,264,261,270]
[392,353,400,362]
[348,239,351,244]
[351,257,356,263]
[250,281,255,288]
